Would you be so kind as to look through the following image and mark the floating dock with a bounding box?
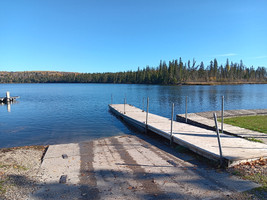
[0,91,19,103]
[176,110,267,144]
[109,104,267,167]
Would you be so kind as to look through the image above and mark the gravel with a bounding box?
[0,146,46,200]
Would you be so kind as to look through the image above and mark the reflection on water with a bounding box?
[0,101,19,112]
[0,83,266,148]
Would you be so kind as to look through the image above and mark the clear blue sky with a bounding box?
[0,0,266,73]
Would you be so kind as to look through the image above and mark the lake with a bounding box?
[0,83,266,148]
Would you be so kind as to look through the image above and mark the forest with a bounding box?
[0,58,266,84]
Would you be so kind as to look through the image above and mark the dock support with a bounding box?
[213,113,223,166]
[185,96,188,123]
[0,92,19,104]
[221,96,224,134]
[170,103,174,145]
[146,97,149,133]
[6,91,10,102]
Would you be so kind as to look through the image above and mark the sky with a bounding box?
[0,0,267,73]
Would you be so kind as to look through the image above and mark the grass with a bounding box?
[229,169,267,199]
[248,186,267,200]
[0,163,28,196]
[0,163,28,171]
[219,115,267,134]
[228,157,267,199]
[0,164,9,168]
[247,137,264,143]
[244,173,267,187]
[242,173,267,199]
[0,180,6,195]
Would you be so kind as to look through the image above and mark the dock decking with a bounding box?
[176,110,267,144]
[184,109,267,119]
[109,104,267,167]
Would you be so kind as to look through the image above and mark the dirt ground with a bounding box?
[0,146,46,200]
[227,158,267,199]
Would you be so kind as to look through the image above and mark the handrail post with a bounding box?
[146,97,149,133]
[213,113,223,166]
[170,103,174,145]
[185,96,188,123]
[221,96,224,134]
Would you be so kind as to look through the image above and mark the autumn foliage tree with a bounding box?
[0,59,266,84]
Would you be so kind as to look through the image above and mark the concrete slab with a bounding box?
[43,143,80,159]
[30,134,263,199]
[31,143,81,200]
[39,155,80,184]
[110,104,267,166]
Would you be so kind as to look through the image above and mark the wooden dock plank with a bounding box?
[109,104,267,167]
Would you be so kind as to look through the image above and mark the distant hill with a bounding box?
[1,59,266,84]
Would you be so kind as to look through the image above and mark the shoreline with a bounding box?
[183,81,267,85]
[0,81,266,85]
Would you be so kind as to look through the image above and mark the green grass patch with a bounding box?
[0,180,6,195]
[229,170,267,199]
[248,186,267,200]
[219,115,267,134]
[0,164,9,168]
[247,137,264,143]
[231,170,242,176]
[244,173,267,187]
[0,163,28,171]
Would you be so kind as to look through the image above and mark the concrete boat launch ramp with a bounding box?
[32,135,260,199]
[109,104,267,167]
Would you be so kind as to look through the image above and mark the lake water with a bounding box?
[0,83,266,148]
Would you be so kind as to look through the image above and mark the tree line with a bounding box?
[0,58,266,84]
